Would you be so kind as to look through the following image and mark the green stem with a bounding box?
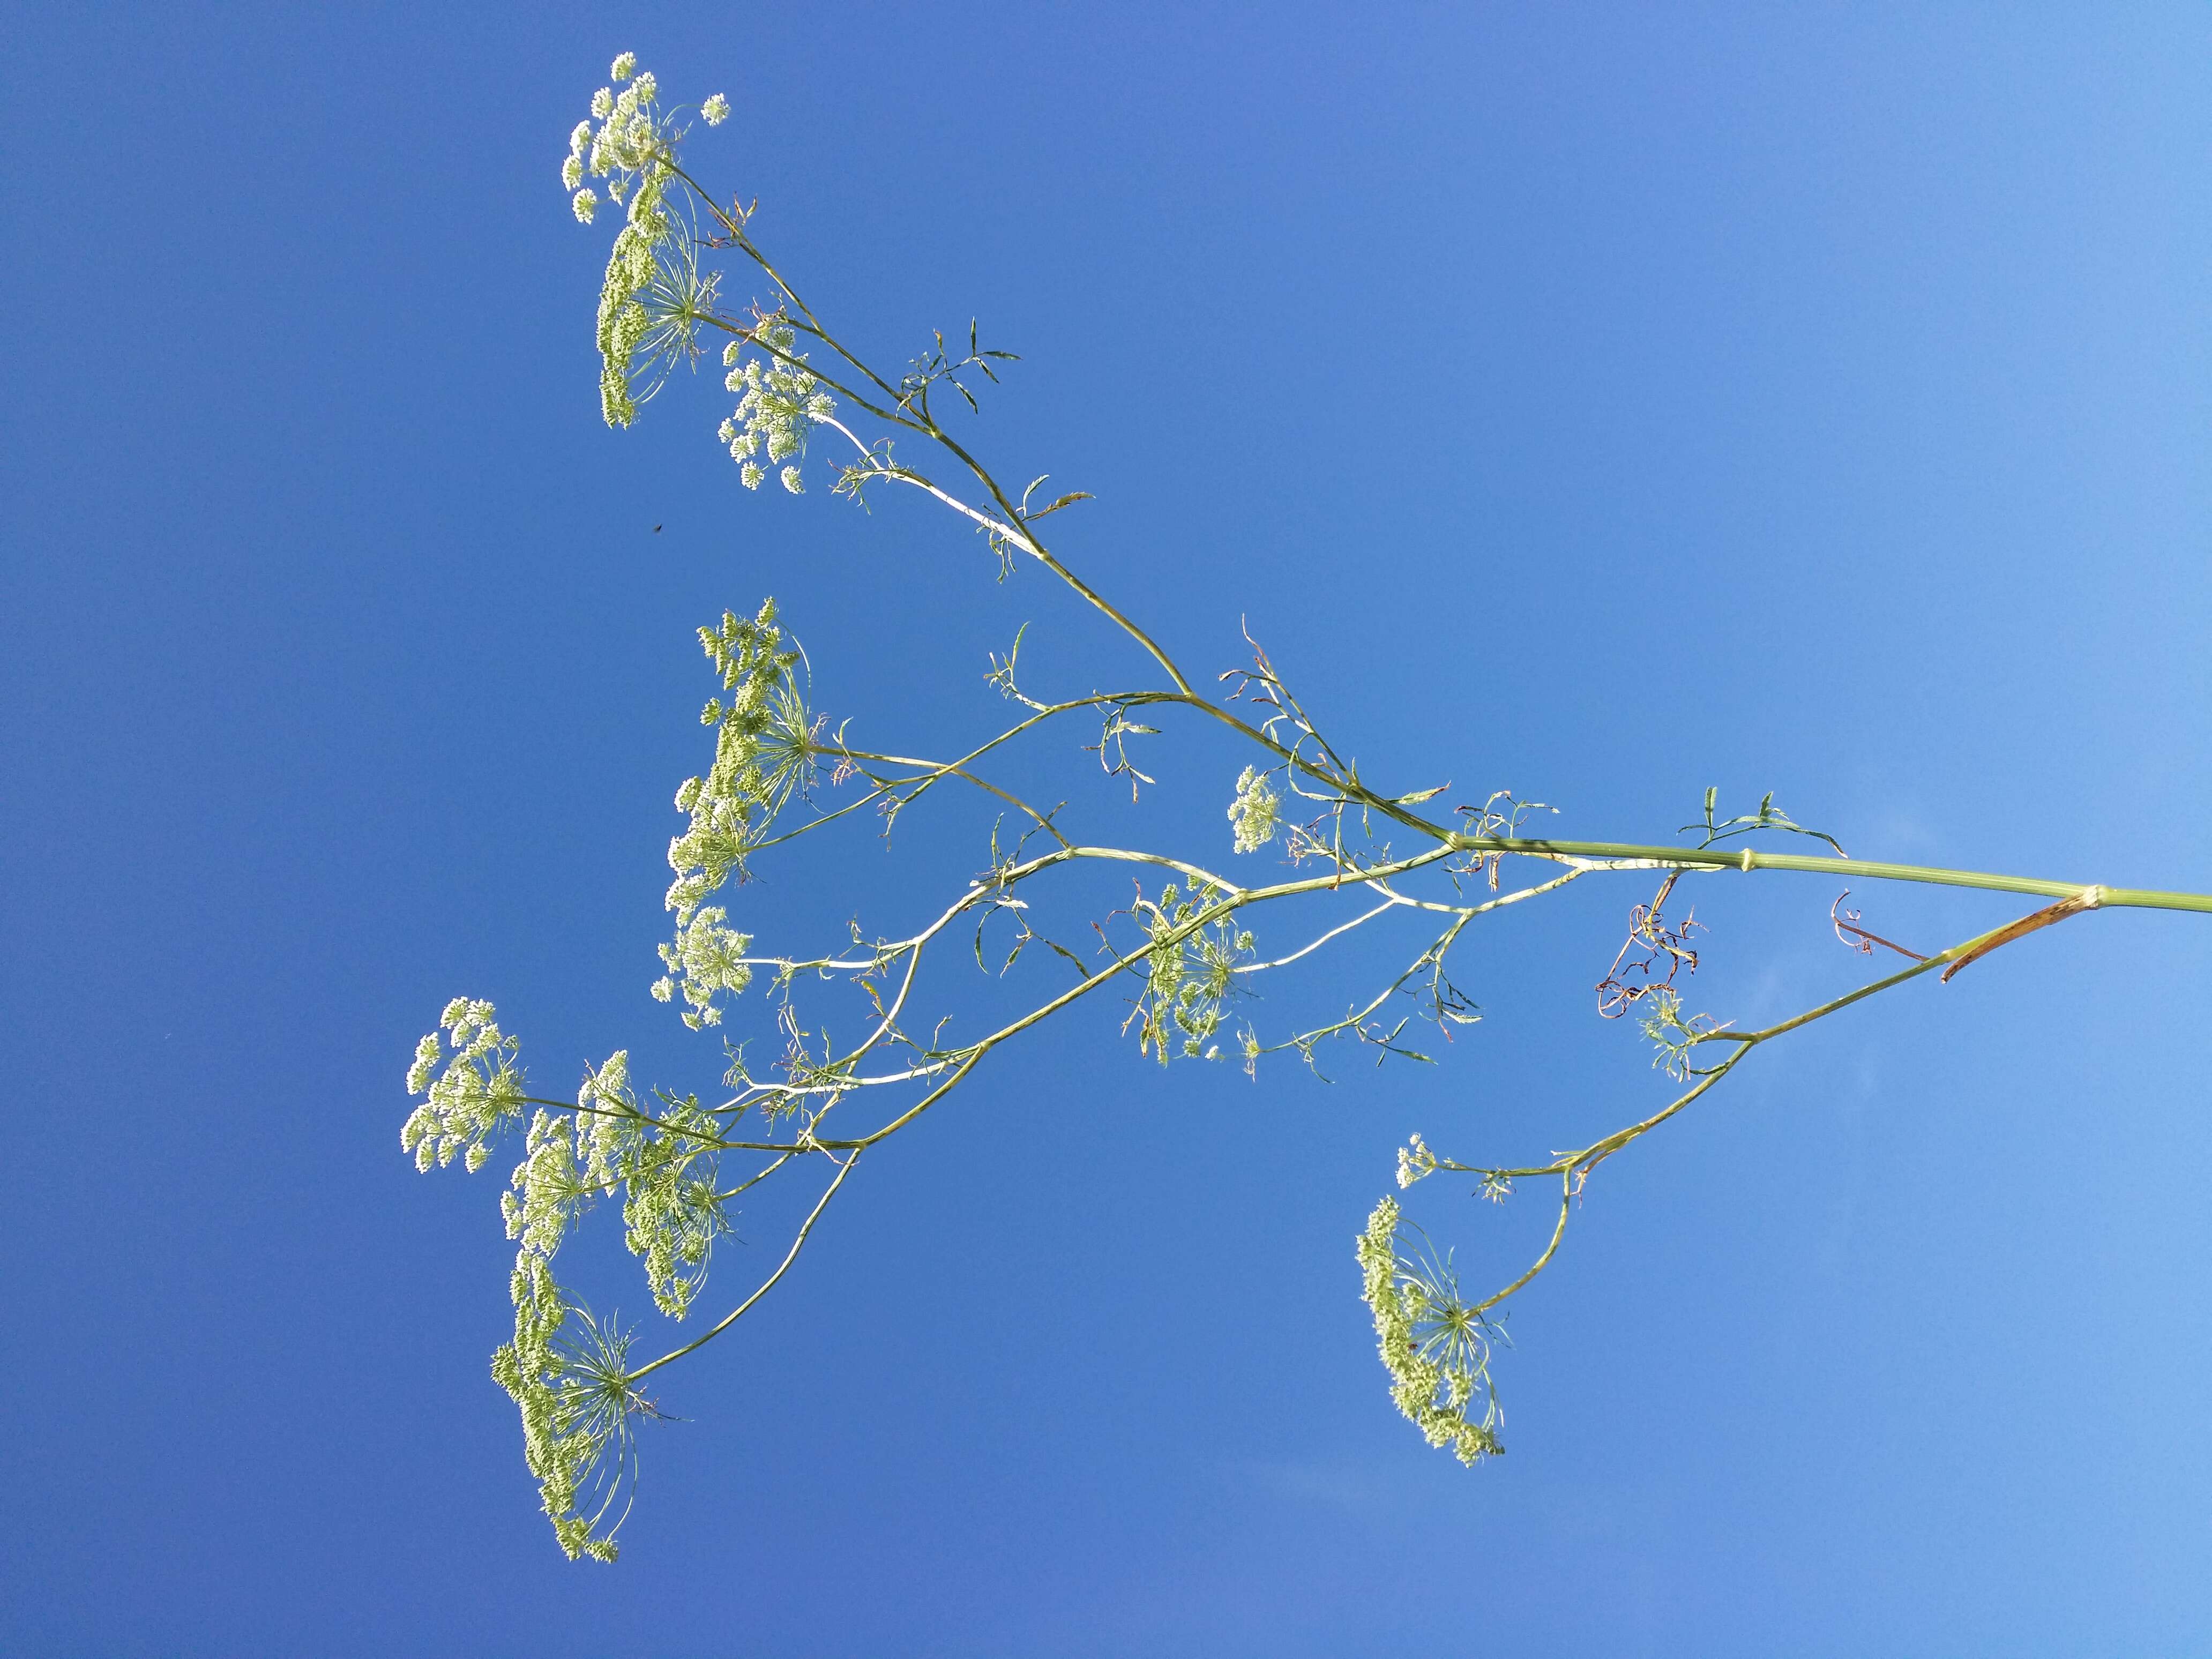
[627,1148,860,1384]
[1449,838,2212,914]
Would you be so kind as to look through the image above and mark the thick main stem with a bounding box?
[1448,838,2212,914]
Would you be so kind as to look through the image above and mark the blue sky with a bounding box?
[5,3,2210,1653]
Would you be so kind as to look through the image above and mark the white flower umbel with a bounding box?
[1228,766,1281,853]
[659,600,810,1021]
[718,320,835,489]
[1396,1132,1439,1190]
[652,904,753,1029]
[576,1054,727,1320]
[1357,1197,1506,1466]
[401,998,526,1174]
[491,1260,650,1564]
[559,55,736,428]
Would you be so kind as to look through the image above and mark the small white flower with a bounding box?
[739,461,764,490]
[572,188,599,223]
[591,86,614,118]
[569,119,593,158]
[779,465,804,494]
[632,71,656,100]
[610,51,637,81]
[701,93,730,126]
[562,155,584,191]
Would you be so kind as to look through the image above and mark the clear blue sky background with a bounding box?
[6,3,2210,1653]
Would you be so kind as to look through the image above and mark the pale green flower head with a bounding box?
[502,1107,593,1262]
[593,174,675,427]
[1128,883,1253,1064]
[701,92,730,125]
[577,1051,642,1191]
[656,600,812,1021]
[559,55,738,428]
[570,1055,727,1320]
[610,51,637,81]
[1228,765,1281,854]
[491,1268,647,1563]
[400,997,526,1174]
[1357,1196,1506,1467]
[621,1096,727,1320]
[468,1043,697,1563]
[653,903,754,1028]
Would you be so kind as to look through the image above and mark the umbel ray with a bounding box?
[400,53,2212,1560]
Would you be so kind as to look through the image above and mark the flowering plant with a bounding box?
[402,53,2212,1560]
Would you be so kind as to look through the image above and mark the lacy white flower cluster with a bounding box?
[1395,1131,1440,1189]
[561,55,731,429]
[402,986,737,1559]
[559,53,726,222]
[719,320,834,492]
[561,53,661,223]
[653,902,753,1030]
[491,1233,608,1559]
[657,600,809,1026]
[1227,765,1281,854]
[1357,1197,1506,1467]
[401,998,527,1173]
[584,1058,726,1319]
[405,1003,625,1558]
[489,1049,728,1560]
